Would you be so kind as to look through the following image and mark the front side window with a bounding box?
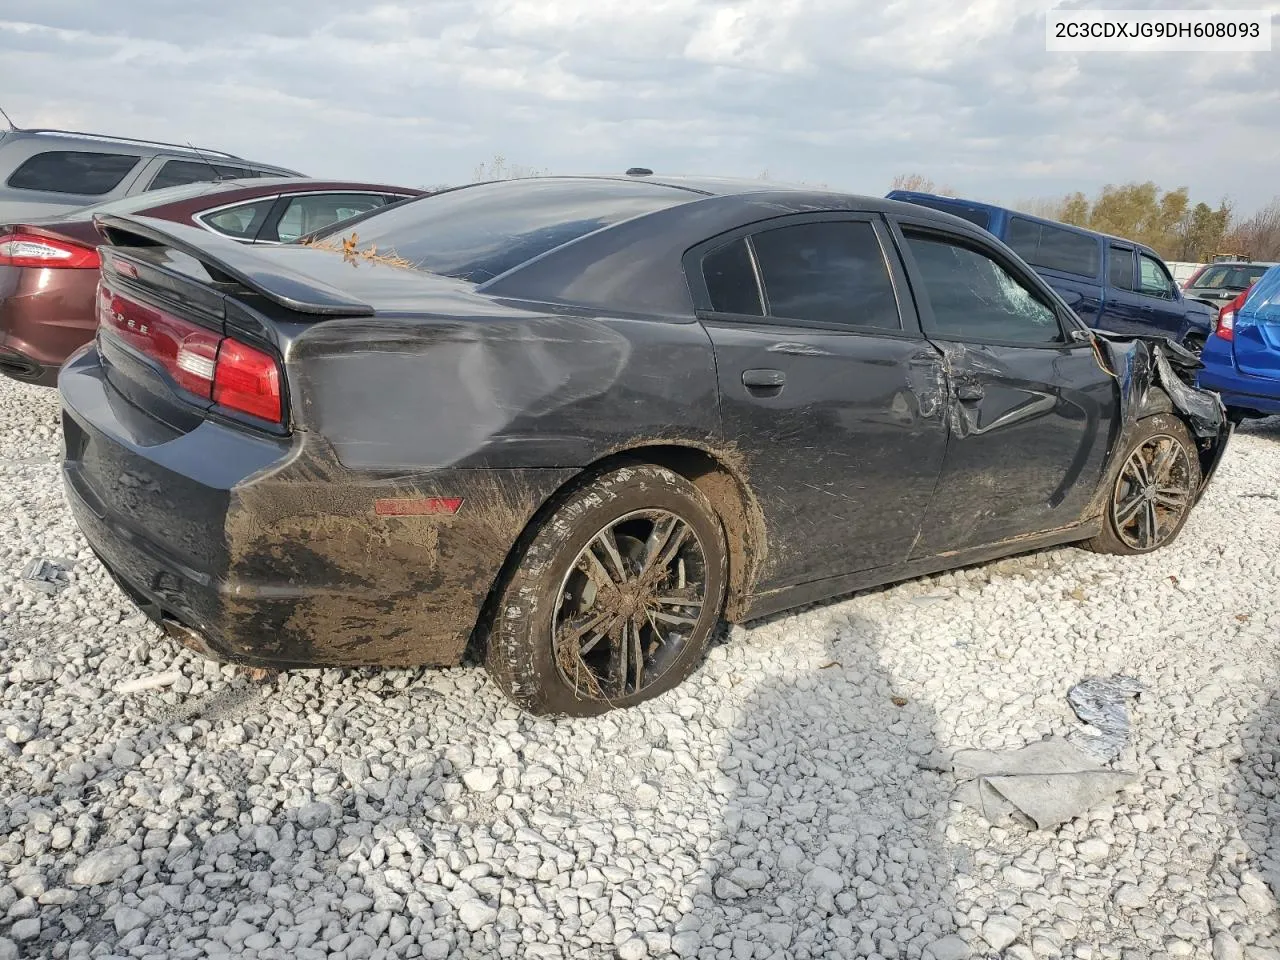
[199,199,276,240]
[1139,254,1176,300]
[6,151,140,195]
[1006,217,1101,279]
[273,193,388,243]
[150,159,254,191]
[905,233,1063,344]
[1108,245,1135,290]
[749,221,900,329]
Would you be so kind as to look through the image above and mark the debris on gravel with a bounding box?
[1,377,1279,959]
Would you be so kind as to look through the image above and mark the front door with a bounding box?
[687,214,950,590]
[1136,251,1190,337]
[888,219,1119,556]
[1097,242,1152,335]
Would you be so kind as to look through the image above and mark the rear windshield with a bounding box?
[1191,264,1269,290]
[321,178,699,283]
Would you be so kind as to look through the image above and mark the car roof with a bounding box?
[203,177,424,195]
[888,189,1172,258]
[0,127,245,160]
[470,175,967,217]
[1197,260,1279,269]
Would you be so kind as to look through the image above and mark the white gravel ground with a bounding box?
[1,375,1278,960]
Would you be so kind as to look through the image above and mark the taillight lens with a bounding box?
[0,232,100,269]
[214,339,282,423]
[1215,284,1254,343]
[97,281,283,425]
[1216,308,1236,341]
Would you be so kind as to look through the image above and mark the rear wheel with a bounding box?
[1087,413,1201,555]
[484,465,728,716]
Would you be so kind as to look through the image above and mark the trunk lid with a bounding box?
[87,214,488,435]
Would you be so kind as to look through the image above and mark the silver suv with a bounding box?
[0,127,303,221]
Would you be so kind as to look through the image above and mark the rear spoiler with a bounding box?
[93,213,375,317]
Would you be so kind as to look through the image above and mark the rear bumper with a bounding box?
[0,346,54,386]
[0,266,97,387]
[60,347,572,669]
[1196,336,1280,415]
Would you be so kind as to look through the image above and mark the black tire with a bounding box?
[1086,413,1201,556]
[484,464,728,716]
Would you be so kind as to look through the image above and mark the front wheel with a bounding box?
[484,465,728,716]
[1087,413,1201,555]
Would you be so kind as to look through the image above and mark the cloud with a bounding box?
[0,1,1277,209]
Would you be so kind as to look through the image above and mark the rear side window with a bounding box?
[6,151,140,195]
[703,239,762,316]
[199,199,277,240]
[326,179,696,283]
[750,221,900,329]
[904,233,1062,343]
[272,193,388,243]
[1108,245,1135,290]
[150,159,256,191]
[1006,216,1100,279]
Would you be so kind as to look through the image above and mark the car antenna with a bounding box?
[0,104,19,131]
[186,140,227,182]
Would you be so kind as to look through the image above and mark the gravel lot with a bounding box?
[1,375,1278,960]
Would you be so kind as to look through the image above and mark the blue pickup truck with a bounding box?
[887,191,1216,348]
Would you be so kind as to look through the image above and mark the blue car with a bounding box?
[1198,264,1280,418]
[886,191,1215,348]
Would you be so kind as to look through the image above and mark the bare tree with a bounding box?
[472,154,550,182]
[890,173,956,196]
[1224,197,1280,261]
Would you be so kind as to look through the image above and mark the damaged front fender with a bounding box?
[1092,331,1232,498]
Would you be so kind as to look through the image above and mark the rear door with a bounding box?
[889,218,1118,556]
[687,213,950,589]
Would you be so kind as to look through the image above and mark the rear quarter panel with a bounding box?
[218,306,722,667]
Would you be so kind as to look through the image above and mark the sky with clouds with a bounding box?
[1,1,1277,213]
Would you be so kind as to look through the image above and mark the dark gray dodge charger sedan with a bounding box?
[59,175,1230,715]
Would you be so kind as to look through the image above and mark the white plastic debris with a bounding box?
[114,672,182,695]
[953,737,1137,830]
[20,557,74,595]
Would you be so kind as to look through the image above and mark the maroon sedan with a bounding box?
[0,178,424,385]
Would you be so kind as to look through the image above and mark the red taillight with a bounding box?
[1216,308,1236,341]
[214,339,281,423]
[98,281,283,425]
[0,232,100,269]
[1215,284,1255,343]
